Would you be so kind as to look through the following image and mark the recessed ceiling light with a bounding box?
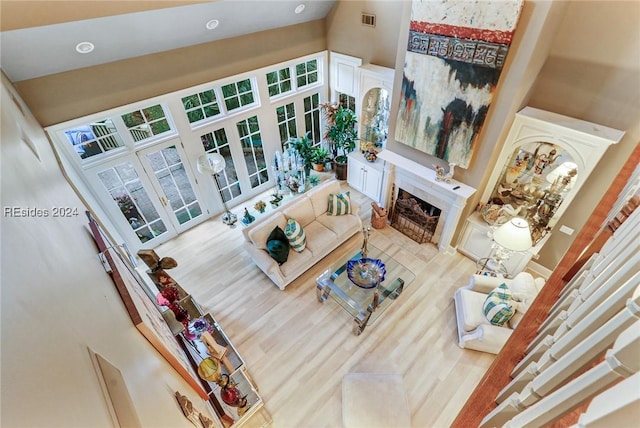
[295,4,305,14]
[206,19,220,30]
[75,41,94,54]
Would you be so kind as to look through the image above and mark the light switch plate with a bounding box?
[559,225,574,235]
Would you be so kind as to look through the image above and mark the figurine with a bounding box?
[434,162,456,183]
[242,208,255,224]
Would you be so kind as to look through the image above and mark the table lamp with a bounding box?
[488,217,533,274]
[197,152,237,226]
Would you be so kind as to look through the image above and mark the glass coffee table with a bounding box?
[316,244,415,335]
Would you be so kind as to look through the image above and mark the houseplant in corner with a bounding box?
[310,146,329,172]
[323,104,358,180]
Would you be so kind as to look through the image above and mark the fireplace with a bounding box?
[377,150,476,254]
[392,189,442,244]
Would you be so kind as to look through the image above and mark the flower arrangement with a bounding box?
[254,200,266,213]
[270,192,283,208]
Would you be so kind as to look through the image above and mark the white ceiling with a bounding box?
[0,0,336,82]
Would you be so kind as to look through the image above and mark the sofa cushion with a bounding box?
[303,221,338,255]
[266,226,289,264]
[279,247,313,278]
[283,197,316,227]
[309,180,341,217]
[458,289,492,331]
[247,212,287,250]
[327,191,352,216]
[316,212,361,237]
[509,272,539,302]
[284,218,306,253]
[483,283,515,326]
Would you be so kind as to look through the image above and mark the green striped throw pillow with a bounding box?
[327,192,352,216]
[483,283,514,326]
[284,218,306,252]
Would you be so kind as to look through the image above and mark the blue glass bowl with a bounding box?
[346,258,386,289]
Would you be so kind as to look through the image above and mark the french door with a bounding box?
[137,140,205,233]
[92,139,205,249]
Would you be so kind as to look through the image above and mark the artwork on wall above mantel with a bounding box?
[395,0,524,169]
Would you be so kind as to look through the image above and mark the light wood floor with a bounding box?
[156,182,495,428]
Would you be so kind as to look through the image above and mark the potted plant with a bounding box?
[291,133,313,176]
[254,200,266,213]
[322,104,358,180]
[310,146,329,172]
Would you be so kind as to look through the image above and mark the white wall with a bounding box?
[0,72,205,427]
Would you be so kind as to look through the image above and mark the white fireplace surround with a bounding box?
[377,150,476,254]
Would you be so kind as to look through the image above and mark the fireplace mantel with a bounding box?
[377,150,476,254]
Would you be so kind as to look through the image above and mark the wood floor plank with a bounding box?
[155,183,494,427]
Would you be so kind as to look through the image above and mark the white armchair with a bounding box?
[453,272,545,354]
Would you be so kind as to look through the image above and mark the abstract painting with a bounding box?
[395,0,523,168]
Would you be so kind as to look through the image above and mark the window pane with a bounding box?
[225,97,240,111]
[200,90,215,104]
[187,110,204,122]
[121,111,144,127]
[268,85,279,97]
[240,93,254,105]
[143,105,165,121]
[297,76,306,87]
[182,95,200,109]
[237,79,252,93]
[221,84,236,97]
[150,119,170,135]
[266,72,277,85]
[203,105,220,118]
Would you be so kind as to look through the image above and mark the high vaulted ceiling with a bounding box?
[0,0,336,82]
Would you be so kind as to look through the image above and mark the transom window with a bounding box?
[63,118,124,160]
[276,103,297,147]
[221,79,255,112]
[182,89,221,124]
[296,59,318,88]
[266,67,293,97]
[304,93,322,145]
[121,104,172,142]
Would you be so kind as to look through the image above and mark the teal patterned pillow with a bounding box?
[327,192,352,216]
[483,283,515,326]
[284,218,306,252]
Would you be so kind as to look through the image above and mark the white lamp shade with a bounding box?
[197,153,225,175]
[493,217,532,251]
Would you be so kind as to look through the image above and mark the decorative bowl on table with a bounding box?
[346,258,386,289]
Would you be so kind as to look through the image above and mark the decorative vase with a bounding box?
[218,374,248,408]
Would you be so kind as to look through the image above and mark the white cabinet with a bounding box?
[459,106,624,276]
[347,151,383,201]
[329,52,362,97]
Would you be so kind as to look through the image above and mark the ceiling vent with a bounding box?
[361,12,376,28]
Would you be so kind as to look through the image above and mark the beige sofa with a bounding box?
[242,179,362,290]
